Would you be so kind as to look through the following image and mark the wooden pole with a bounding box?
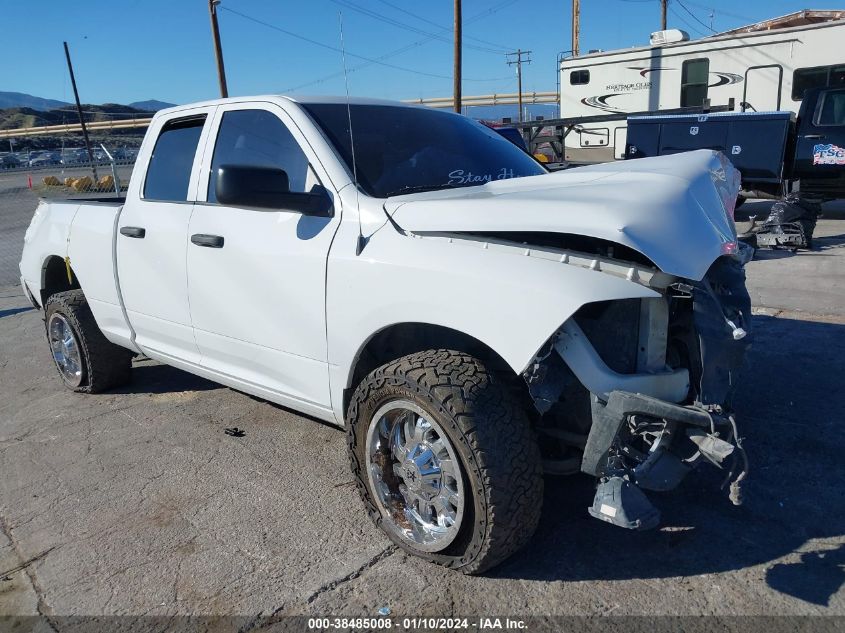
[661,0,667,30]
[209,0,229,98]
[453,0,462,113]
[572,0,580,57]
[516,50,524,122]
[62,41,97,181]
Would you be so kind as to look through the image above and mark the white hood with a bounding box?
[384,150,740,281]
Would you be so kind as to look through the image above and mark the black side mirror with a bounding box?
[215,165,333,216]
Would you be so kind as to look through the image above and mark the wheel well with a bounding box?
[345,323,513,414]
[40,256,80,307]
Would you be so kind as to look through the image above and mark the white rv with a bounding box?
[558,11,845,162]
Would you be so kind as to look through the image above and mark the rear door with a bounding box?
[186,102,340,414]
[116,107,216,363]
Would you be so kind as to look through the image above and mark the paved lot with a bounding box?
[0,186,843,625]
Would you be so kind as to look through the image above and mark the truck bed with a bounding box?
[48,196,126,205]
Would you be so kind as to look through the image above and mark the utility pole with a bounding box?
[506,50,532,122]
[660,0,668,30]
[63,41,97,181]
[453,0,462,113]
[208,0,229,98]
[571,0,580,57]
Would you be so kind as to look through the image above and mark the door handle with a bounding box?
[804,134,825,139]
[119,226,146,238]
[191,233,225,248]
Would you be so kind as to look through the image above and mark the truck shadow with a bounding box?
[109,360,221,395]
[494,315,845,607]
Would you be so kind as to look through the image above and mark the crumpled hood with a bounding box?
[384,149,740,281]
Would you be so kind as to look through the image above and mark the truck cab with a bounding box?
[792,86,845,199]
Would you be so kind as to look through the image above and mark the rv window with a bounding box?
[792,65,845,101]
[680,58,709,108]
[570,70,590,85]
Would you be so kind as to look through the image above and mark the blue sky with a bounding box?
[0,0,828,105]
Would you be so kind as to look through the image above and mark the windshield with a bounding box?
[301,103,546,198]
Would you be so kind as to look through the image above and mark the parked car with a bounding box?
[29,152,62,168]
[19,96,752,573]
[0,154,21,168]
[61,149,89,164]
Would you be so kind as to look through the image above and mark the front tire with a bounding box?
[346,349,543,574]
[45,290,132,393]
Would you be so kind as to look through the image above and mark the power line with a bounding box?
[220,6,508,82]
[506,50,531,123]
[373,0,513,52]
[326,0,505,54]
[277,2,517,92]
[675,0,717,32]
[682,0,756,24]
[668,5,708,37]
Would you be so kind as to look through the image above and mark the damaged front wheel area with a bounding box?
[525,254,753,532]
[585,391,749,530]
[347,349,544,574]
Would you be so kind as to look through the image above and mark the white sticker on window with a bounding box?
[600,503,617,518]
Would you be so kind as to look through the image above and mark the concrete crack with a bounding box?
[236,545,397,633]
[0,545,56,578]
[303,545,397,605]
[0,515,60,632]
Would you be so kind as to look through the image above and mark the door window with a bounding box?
[816,89,845,126]
[143,116,206,201]
[680,58,710,107]
[207,109,309,203]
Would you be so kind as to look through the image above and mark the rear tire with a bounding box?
[346,349,543,574]
[44,290,132,393]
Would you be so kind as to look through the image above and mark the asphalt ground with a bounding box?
[0,179,843,630]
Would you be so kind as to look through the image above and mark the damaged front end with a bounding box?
[738,193,821,250]
[524,254,752,530]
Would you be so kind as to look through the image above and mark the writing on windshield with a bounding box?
[302,103,546,198]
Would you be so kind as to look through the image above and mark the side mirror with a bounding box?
[215,165,333,216]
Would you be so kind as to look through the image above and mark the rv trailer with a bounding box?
[557,11,845,163]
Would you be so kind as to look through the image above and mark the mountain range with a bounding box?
[1,91,557,122]
[0,91,176,112]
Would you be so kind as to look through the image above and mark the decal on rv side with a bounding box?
[813,143,845,165]
[578,68,744,113]
[627,66,674,77]
[580,94,626,113]
[708,72,744,87]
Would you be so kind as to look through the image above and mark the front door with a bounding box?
[186,104,339,414]
[116,108,215,363]
[793,88,845,192]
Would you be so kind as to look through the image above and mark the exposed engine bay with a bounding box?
[523,254,752,530]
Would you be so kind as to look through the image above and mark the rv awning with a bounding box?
[717,10,845,35]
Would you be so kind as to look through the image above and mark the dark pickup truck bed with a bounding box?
[625,86,845,202]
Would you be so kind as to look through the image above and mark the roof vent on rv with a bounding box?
[649,29,689,45]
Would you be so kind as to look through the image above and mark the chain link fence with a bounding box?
[0,131,144,287]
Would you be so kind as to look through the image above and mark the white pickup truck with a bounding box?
[20,96,752,573]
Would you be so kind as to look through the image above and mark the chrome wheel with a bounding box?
[48,313,83,387]
[366,401,465,552]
